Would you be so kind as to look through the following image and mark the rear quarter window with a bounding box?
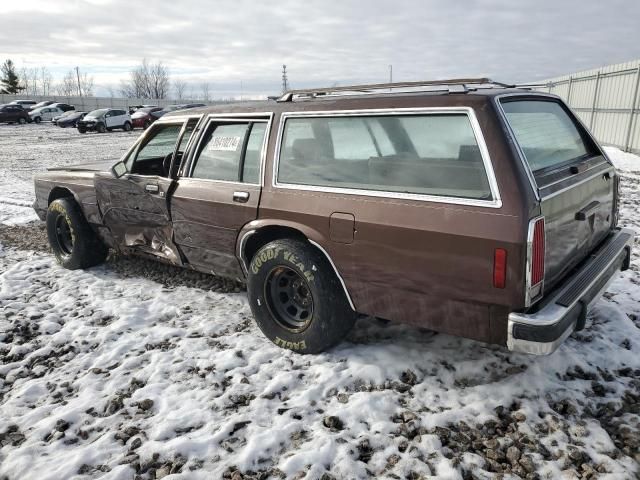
[277,113,493,201]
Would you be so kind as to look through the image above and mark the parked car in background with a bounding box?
[29,106,65,123]
[50,103,75,112]
[0,104,30,124]
[131,106,163,129]
[53,110,86,128]
[77,108,132,133]
[129,104,158,114]
[9,99,38,111]
[31,79,634,355]
[30,100,56,110]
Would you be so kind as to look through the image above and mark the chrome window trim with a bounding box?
[186,112,273,186]
[271,107,503,209]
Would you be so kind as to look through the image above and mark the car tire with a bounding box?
[78,128,86,134]
[46,198,108,270]
[18,118,26,125]
[123,122,132,132]
[34,117,41,124]
[97,123,106,133]
[247,238,356,354]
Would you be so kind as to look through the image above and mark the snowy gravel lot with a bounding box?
[0,124,639,480]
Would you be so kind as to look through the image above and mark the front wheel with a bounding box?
[97,123,106,133]
[33,117,41,124]
[78,128,86,134]
[247,239,356,354]
[46,198,108,269]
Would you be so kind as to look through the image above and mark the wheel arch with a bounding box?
[238,221,356,311]
[48,186,80,206]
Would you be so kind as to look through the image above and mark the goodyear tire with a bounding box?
[247,239,356,354]
[46,198,108,270]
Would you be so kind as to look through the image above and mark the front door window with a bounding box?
[126,123,184,176]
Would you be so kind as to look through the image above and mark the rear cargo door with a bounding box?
[500,97,616,290]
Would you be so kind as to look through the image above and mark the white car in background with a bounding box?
[29,106,65,123]
[77,108,132,133]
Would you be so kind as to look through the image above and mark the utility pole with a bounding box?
[75,66,82,97]
[282,65,289,94]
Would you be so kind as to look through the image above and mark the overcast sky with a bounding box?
[2,0,639,99]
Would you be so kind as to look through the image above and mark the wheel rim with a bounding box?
[264,266,314,332]
[55,215,73,255]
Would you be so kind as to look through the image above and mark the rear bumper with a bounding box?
[507,228,634,355]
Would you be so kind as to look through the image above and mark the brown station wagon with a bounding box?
[32,78,634,355]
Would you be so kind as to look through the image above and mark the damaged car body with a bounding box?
[33,78,634,355]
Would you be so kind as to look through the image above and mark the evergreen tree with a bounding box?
[1,60,22,94]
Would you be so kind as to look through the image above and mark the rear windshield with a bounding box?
[501,100,592,172]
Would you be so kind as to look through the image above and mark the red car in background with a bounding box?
[130,106,163,129]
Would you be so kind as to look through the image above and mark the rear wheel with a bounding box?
[46,198,108,269]
[18,117,26,125]
[247,238,356,353]
[123,122,132,132]
[78,128,86,134]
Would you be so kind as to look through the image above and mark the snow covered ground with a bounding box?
[0,125,639,480]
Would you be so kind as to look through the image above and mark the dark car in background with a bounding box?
[53,110,86,128]
[50,103,75,112]
[0,104,30,124]
[131,106,163,129]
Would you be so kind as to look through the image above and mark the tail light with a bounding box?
[531,218,545,285]
[526,216,545,306]
[493,248,507,289]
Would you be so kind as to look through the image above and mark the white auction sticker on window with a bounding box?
[209,135,241,151]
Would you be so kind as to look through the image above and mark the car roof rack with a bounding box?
[277,78,517,102]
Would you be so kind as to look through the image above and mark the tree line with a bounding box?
[1,58,216,101]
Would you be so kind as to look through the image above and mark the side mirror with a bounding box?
[112,161,127,178]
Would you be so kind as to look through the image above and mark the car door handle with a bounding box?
[575,200,600,221]
[145,184,159,194]
[233,191,250,203]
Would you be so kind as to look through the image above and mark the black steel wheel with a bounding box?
[46,198,108,269]
[247,238,356,353]
[265,266,314,332]
[54,214,74,255]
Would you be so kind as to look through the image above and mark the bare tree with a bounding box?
[173,79,187,100]
[39,67,52,95]
[200,82,210,102]
[55,70,77,96]
[78,72,94,96]
[19,67,38,95]
[120,58,170,99]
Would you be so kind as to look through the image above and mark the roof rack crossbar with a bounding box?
[277,77,515,101]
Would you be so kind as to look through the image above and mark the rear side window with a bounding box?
[277,113,492,200]
[501,100,593,172]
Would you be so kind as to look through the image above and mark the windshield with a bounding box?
[86,109,108,118]
[501,99,594,172]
